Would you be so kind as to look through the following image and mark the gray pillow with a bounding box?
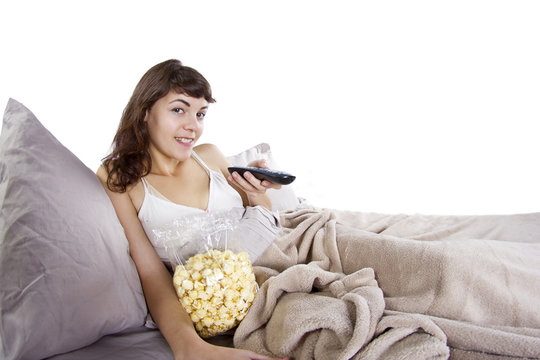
[0,99,147,360]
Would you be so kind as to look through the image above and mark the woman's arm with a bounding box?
[194,144,279,210]
[96,166,201,356]
[96,166,285,360]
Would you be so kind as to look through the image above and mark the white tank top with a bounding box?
[137,151,243,261]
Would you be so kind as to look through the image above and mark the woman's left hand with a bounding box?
[228,159,281,209]
[229,159,282,192]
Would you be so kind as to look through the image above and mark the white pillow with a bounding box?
[0,99,147,360]
[227,143,300,211]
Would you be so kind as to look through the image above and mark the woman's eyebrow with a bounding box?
[169,99,208,110]
[169,99,191,107]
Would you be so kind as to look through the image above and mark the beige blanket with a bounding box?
[234,208,540,359]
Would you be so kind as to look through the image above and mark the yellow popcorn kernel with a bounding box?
[194,281,205,291]
[232,282,242,291]
[231,270,241,280]
[202,268,213,277]
[221,277,233,289]
[206,306,218,316]
[191,271,202,281]
[223,262,234,274]
[182,279,194,291]
[213,289,224,299]
[213,268,224,280]
[211,296,223,307]
[241,279,253,291]
[224,288,238,300]
[240,288,252,299]
[192,261,204,272]
[224,300,235,309]
[181,297,193,306]
[201,317,214,328]
[205,286,217,296]
[218,306,229,316]
[238,299,248,310]
[242,266,252,276]
[177,268,189,278]
[191,300,201,309]
[192,253,204,262]
[195,308,207,319]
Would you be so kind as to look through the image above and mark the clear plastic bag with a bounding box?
[152,211,258,338]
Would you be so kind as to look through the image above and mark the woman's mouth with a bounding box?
[175,137,194,145]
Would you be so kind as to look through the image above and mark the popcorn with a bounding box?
[172,249,257,338]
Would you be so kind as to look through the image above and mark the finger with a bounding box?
[230,171,260,192]
[247,159,268,169]
[261,180,282,189]
[229,171,251,188]
[249,353,289,360]
[259,159,269,168]
[236,347,289,360]
[242,171,267,191]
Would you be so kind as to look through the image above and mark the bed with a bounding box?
[1,98,539,360]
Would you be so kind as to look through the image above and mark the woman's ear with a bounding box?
[143,109,149,123]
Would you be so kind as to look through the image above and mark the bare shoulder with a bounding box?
[96,164,107,182]
[194,143,230,170]
[96,164,114,191]
[96,164,124,197]
[194,143,224,158]
[95,164,144,211]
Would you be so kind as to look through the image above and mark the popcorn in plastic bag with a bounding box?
[153,211,258,338]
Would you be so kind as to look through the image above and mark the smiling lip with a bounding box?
[175,137,194,146]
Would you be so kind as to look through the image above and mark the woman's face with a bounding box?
[145,90,208,163]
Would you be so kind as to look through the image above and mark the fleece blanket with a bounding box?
[234,208,540,360]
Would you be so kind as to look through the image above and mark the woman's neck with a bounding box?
[148,148,191,177]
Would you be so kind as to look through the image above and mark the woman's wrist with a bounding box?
[170,329,209,359]
[246,193,272,210]
[163,323,197,359]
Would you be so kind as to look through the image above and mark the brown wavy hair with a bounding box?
[102,59,215,192]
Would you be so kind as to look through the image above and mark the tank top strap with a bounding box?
[191,150,211,175]
[141,177,171,202]
[140,177,150,193]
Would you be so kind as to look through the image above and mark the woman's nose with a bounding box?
[183,112,199,130]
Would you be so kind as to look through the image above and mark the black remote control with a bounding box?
[228,166,296,185]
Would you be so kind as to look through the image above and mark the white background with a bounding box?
[1,0,539,215]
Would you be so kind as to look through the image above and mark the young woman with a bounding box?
[97,59,287,360]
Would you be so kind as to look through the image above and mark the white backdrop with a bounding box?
[1,0,539,215]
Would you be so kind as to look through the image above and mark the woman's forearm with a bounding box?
[138,264,204,358]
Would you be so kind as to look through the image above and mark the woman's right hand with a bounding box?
[177,340,289,360]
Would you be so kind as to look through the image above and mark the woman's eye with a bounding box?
[172,108,184,114]
[197,112,206,120]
